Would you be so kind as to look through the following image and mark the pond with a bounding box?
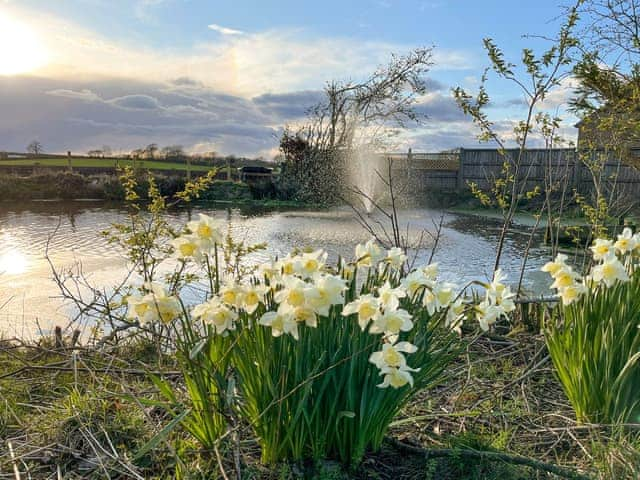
[0,200,553,337]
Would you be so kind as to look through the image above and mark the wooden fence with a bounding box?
[386,148,640,201]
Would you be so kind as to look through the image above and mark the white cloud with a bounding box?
[2,3,474,98]
[208,23,244,35]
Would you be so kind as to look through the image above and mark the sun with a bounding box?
[0,13,48,75]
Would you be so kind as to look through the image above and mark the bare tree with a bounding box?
[280,47,435,202]
[26,140,43,156]
[143,143,158,159]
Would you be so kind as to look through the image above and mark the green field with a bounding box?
[0,157,215,172]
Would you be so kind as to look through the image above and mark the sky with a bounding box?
[0,0,580,159]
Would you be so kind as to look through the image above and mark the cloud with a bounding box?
[252,90,324,119]
[109,94,161,110]
[4,3,474,98]
[46,88,101,102]
[413,92,466,122]
[207,23,244,35]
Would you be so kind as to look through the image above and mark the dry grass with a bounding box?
[0,330,638,479]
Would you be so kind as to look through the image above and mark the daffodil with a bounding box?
[558,282,586,306]
[355,239,384,268]
[423,282,457,315]
[369,341,417,370]
[476,300,503,331]
[342,294,381,330]
[401,269,432,298]
[377,281,407,310]
[219,281,245,308]
[422,263,439,281]
[550,268,581,290]
[274,276,310,308]
[170,234,204,262]
[384,247,407,270]
[298,250,327,278]
[614,228,638,255]
[376,364,419,389]
[287,304,318,327]
[257,259,281,283]
[591,238,615,262]
[259,306,299,339]
[280,253,299,276]
[486,269,516,313]
[187,213,223,247]
[591,257,629,287]
[307,274,347,315]
[242,283,267,314]
[541,254,569,276]
[445,298,466,333]
[127,283,181,325]
[369,308,413,335]
[192,297,238,335]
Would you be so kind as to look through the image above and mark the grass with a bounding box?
[1,327,638,479]
[0,156,216,172]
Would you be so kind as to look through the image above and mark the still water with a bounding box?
[0,201,552,337]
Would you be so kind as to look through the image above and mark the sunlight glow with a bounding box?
[0,250,28,275]
[0,13,48,75]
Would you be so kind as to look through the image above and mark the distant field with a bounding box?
[0,157,215,172]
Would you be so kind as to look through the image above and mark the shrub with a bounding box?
[543,228,640,424]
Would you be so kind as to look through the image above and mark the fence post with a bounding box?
[572,149,583,194]
[67,151,73,173]
[456,148,465,192]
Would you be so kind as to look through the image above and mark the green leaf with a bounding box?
[133,408,191,461]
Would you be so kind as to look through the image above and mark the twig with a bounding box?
[385,437,591,479]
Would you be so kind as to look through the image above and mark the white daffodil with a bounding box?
[280,253,300,276]
[126,294,156,324]
[342,294,381,330]
[170,234,204,262]
[192,297,238,335]
[423,282,457,315]
[257,259,282,283]
[615,228,638,255]
[591,256,629,287]
[339,258,355,280]
[127,283,181,325]
[486,269,516,313]
[445,298,466,332]
[274,276,311,308]
[541,254,569,276]
[422,263,439,281]
[558,282,587,306]
[219,281,245,308]
[476,300,504,332]
[355,239,385,268]
[384,247,407,270]
[401,269,432,298]
[377,281,407,311]
[242,283,267,314]
[287,304,318,328]
[377,364,419,389]
[187,213,223,247]
[591,238,615,262]
[369,341,417,370]
[259,306,299,339]
[307,274,347,316]
[550,267,581,290]
[298,250,327,278]
[369,308,413,335]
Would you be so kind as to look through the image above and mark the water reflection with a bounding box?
[0,249,28,274]
[0,200,554,335]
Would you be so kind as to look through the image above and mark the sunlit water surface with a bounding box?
[0,201,552,337]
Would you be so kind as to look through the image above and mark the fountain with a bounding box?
[348,146,388,214]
